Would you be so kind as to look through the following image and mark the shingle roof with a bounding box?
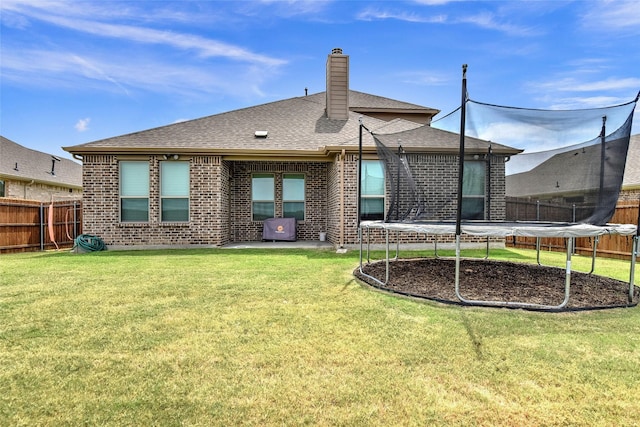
[63,90,518,157]
[372,122,521,155]
[506,137,631,198]
[306,90,439,112]
[1,136,82,188]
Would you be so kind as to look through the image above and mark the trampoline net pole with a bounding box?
[630,236,638,303]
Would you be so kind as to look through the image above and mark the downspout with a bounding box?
[339,149,346,248]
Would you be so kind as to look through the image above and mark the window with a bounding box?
[461,161,485,220]
[161,161,190,222]
[283,173,305,220]
[120,161,149,222]
[252,174,275,221]
[0,180,4,197]
[360,160,385,221]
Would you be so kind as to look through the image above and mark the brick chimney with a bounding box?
[326,48,349,120]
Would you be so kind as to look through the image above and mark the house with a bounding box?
[63,48,520,249]
[505,128,636,224]
[1,136,82,201]
[619,134,640,202]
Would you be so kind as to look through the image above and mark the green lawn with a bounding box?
[1,248,639,426]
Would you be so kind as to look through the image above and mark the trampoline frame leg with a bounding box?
[630,236,638,303]
[358,225,634,311]
[455,237,572,310]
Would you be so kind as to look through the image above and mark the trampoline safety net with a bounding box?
[372,96,637,225]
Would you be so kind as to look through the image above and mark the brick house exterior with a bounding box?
[64,49,519,249]
[1,136,82,202]
[619,134,640,202]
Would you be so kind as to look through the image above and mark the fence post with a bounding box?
[73,201,78,240]
[39,203,44,251]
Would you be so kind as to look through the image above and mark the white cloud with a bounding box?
[581,0,640,34]
[1,0,217,26]
[35,14,286,67]
[456,12,540,37]
[1,0,286,67]
[533,77,640,93]
[1,48,278,99]
[357,7,446,23]
[356,6,537,36]
[75,118,90,132]
[253,0,333,17]
[526,76,640,112]
[0,0,288,101]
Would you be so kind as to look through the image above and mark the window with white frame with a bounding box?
[252,173,275,221]
[283,173,305,220]
[161,161,190,222]
[0,179,4,197]
[461,160,486,220]
[360,160,385,221]
[120,161,149,222]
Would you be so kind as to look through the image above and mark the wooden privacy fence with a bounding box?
[506,199,639,260]
[0,198,82,254]
[1,197,637,257]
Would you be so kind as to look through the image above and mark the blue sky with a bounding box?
[1,0,639,161]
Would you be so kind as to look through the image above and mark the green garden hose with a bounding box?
[74,234,106,252]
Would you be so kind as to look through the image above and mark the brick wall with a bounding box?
[338,153,508,246]
[4,178,81,202]
[230,161,328,242]
[82,155,229,247]
[327,153,359,246]
[619,189,640,202]
[80,152,509,247]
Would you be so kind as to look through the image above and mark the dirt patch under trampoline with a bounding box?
[355,258,640,311]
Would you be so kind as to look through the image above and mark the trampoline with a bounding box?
[358,220,638,310]
[356,65,639,311]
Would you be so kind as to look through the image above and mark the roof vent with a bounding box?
[254,130,268,138]
[331,47,343,55]
[51,156,60,176]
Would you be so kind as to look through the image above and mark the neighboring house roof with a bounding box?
[506,136,631,198]
[622,134,640,189]
[1,136,82,189]
[63,90,520,158]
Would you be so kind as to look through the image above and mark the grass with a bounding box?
[1,247,639,426]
